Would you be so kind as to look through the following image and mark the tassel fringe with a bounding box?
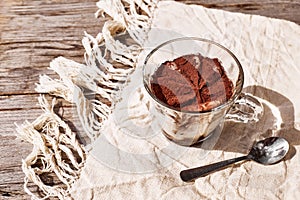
[17,0,157,199]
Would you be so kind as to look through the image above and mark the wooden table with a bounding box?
[1,0,299,199]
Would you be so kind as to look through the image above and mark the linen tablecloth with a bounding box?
[17,0,300,199]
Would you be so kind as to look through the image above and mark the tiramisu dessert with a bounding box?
[150,53,234,112]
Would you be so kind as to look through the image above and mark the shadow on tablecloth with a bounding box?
[210,85,299,161]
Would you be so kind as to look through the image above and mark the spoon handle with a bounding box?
[180,155,249,182]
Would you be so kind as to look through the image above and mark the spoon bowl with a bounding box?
[180,137,289,182]
[248,137,289,165]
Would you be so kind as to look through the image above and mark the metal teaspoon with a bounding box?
[180,137,289,182]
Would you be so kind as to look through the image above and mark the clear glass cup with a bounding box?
[143,37,263,146]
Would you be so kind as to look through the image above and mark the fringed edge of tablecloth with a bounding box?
[16,0,158,199]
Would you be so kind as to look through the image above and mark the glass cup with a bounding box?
[143,37,263,146]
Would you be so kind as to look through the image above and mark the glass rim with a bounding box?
[142,37,244,114]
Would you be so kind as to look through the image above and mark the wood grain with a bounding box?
[181,0,300,25]
[0,0,299,199]
[0,1,99,199]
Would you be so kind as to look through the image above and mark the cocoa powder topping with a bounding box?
[150,54,234,111]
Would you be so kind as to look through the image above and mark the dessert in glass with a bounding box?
[143,37,262,146]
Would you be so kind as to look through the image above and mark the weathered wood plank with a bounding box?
[0,102,79,134]
[180,0,300,25]
[1,0,299,199]
[0,0,100,98]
